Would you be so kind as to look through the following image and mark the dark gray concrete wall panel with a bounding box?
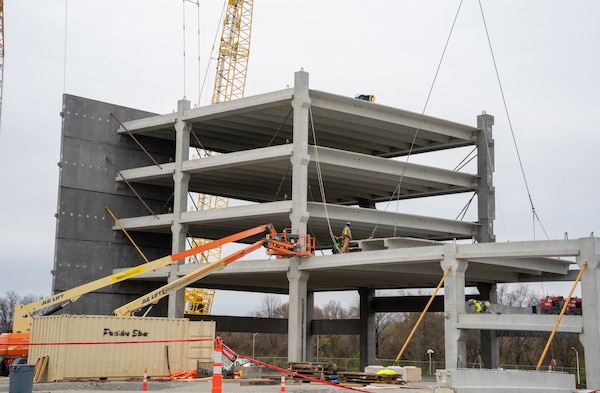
[54,95,174,315]
[54,236,169,281]
[56,174,172,240]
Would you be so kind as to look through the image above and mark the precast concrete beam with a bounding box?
[456,239,581,259]
[117,112,177,135]
[182,88,294,123]
[298,246,445,271]
[306,203,477,239]
[112,214,173,232]
[309,90,477,144]
[181,201,292,223]
[436,369,575,392]
[457,314,583,333]
[115,163,175,183]
[466,257,570,275]
[182,144,293,173]
[314,146,476,189]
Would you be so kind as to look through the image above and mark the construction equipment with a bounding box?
[212,0,253,104]
[539,295,582,315]
[185,0,255,315]
[0,223,302,374]
[0,333,28,376]
[0,253,191,375]
[355,94,375,103]
[114,224,314,317]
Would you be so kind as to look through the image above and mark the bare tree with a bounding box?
[249,295,288,357]
[375,312,400,358]
[0,291,42,333]
[496,284,540,308]
[252,294,286,318]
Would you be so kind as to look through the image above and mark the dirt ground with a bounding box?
[0,376,435,393]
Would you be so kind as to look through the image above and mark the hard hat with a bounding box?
[346,221,351,225]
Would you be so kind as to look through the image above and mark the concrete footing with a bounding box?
[435,369,575,392]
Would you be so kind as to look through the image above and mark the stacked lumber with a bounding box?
[287,362,343,381]
[288,362,337,374]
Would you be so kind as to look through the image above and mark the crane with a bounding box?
[212,0,253,104]
[185,0,254,315]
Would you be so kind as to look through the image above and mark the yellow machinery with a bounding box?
[185,0,254,315]
[0,240,225,374]
[211,0,253,104]
[115,224,314,317]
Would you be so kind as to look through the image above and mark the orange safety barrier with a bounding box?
[142,367,147,391]
[212,337,223,393]
[151,370,197,380]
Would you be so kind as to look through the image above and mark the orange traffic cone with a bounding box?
[212,337,223,393]
[142,367,148,391]
[280,371,286,392]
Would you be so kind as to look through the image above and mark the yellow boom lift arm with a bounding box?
[12,224,301,333]
[113,225,314,317]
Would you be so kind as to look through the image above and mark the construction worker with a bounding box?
[339,222,352,253]
[468,299,493,314]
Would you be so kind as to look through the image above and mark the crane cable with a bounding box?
[370,0,465,239]
[62,0,69,95]
[181,0,201,102]
[478,0,549,240]
[308,106,338,245]
[198,1,228,106]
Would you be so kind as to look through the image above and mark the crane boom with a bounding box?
[211,0,253,104]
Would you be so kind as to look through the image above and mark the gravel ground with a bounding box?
[0,377,434,393]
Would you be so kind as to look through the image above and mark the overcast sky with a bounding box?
[0,1,598,314]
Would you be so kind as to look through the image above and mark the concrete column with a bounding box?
[577,237,600,389]
[168,99,191,318]
[442,244,468,369]
[305,292,315,362]
[477,283,499,368]
[287,259,309,362]
[287,71,311,362]
[289,70,310,234]
[476,113,495,243]
[359,288,376,371]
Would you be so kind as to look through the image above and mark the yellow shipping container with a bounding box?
[28,315,215,381]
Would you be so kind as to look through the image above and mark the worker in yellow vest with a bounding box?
[339,222,352,253]
[468,299,493,314]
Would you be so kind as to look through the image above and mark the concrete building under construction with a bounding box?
[53,70,600,390]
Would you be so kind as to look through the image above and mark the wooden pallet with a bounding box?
[288,362,334,374]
